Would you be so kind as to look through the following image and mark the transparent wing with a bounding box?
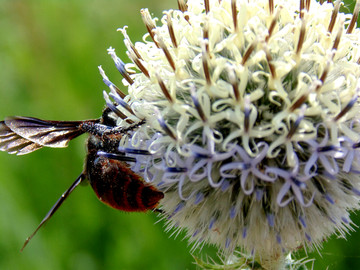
[0,117,92,155]
[0,121,43,155]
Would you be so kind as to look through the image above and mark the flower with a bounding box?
[99,0,360,266]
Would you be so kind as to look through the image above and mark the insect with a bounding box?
[0,107,164,250]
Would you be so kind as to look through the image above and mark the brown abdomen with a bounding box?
[87,156,164,212]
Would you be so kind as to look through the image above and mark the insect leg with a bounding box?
[21,173,86,251]
[96,151,137,162]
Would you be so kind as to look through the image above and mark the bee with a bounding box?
[0,107,164,250]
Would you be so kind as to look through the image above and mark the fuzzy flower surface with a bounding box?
[100,0,360,261]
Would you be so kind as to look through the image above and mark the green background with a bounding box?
[0,0,359,269]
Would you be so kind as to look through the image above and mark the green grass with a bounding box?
[0,0,360,269]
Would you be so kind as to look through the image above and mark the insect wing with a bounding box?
[0,117,88,155]
[0,121,43,155]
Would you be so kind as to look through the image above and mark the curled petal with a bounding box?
[277,182,294,207]
[304,153,319,177]
[188,159,208,182]
[240,171,253,195]
[319,155,339,175]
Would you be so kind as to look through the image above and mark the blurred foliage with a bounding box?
[0,0,359,269]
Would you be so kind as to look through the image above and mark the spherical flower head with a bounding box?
[100,0,360,263]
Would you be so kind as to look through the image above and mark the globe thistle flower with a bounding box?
[100,0,360,266]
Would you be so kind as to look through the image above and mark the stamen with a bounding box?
[325,194,335,204]
[299,215,307,227]
[141,9,159,48]
[190,85,207,122]
[118,27,143,60]
[155,108,177,141]
[295,18,306,56]
[103,91,128,119]
[353,141,360,149]
[127,51,150,78]
[264,44,276,79]
[316,53,334,92]
[109,89,136,115]
[230,206,236,219]
[173,202,185,214]
[341,179,354,192]
[287,105,306,139]
[255,188,264,201]
[192,230,199,237]
[299,0,305,19]
[333,92,359,121]
[166,167,188,173]
[242,227,247,238]
[342,216,350,224]
[289,81,320,111]
[313,178,326,196]
[203,17,209,53]
[276,234,282,244]
[327,0,341,34]
[265,7,281,42]
[291,176,306,189]
[318,64,330,90]
[268,0,274,14]
[194,152,212,159]
[177,0,190,24]
[225,238,231,249]
[221,180,230,192]
[231,0,237,31]
[208,217,216,229]
[194,193,204,204]
[177,0,187,12]
[267,213,275,227]
[318,145,339,152]
[202,40,212,85]
[156,73,174,103]
[244,96,251,133]
[229,67,240,102]
[107,47,134,85]
[242,40,257,65]
[166,11,178,48]
[352,187,360,196]
[205,0,210,14]
[332,19,344,51]
[290,94,307,112]
[306,0,311,11]
[156,32,176,71]
[98,66,126,99]
[346,0,360,34]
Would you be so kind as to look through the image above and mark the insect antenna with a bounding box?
[21,173,86,251]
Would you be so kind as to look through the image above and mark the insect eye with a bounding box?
[101,107,118,127]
